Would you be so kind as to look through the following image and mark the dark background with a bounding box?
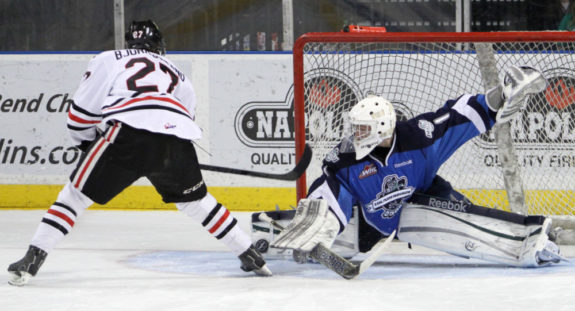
[0,0,567,52]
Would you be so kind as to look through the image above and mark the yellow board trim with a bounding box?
[459,189,575,215]
[0,185,297,211]
[1,185,573,214]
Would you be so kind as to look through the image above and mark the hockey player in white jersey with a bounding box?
[7,20,271,286]
[269,65,564,273]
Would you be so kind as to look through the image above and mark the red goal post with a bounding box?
[293,30,575,220]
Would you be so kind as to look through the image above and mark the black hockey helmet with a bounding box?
[125,20,166,55]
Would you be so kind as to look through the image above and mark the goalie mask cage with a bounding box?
[293,31,575,219]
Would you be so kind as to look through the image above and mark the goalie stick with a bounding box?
[259,213,396,279]
[199,144,312,181]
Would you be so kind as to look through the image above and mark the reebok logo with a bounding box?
[429,197,468,212]
[394,159,413,168]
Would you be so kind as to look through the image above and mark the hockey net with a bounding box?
[292,31,575,226]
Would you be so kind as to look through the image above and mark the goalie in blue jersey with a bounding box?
[265,65,564,268]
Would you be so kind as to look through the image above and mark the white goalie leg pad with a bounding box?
[497,65,547,123]
[251,210,295,260]
[270,199,339,252]
[516,218,563,267]
[397,203,560,267]
[252,206,359,260]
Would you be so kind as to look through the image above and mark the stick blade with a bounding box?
[309,243,359,280]
[282,143,312,180]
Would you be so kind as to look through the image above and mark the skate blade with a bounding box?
[253,264,273,277]
[8,271,32,286]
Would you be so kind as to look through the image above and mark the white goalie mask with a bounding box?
[346,95,396,160]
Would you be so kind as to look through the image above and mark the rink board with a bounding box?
[1,184,572,213]
[0,185,297,211]
[1,53,573,213]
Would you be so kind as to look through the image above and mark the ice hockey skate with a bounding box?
[536,240,563,265]
[238,245,272,276]
[7,245,47,286]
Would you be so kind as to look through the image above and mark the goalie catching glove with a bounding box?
[486,65,547,123]
[270,199,340,252]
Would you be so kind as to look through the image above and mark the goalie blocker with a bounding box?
[252,195,563,268]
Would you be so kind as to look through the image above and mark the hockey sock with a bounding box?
[30,182,93,253]
[177,193,252,255]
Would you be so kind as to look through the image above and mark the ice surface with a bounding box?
[1,210,574,311]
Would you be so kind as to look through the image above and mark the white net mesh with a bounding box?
[297,36,575,216]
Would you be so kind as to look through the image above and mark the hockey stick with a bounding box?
[259,213,396,279]
[199,144,312,181]
[310,230,396,279]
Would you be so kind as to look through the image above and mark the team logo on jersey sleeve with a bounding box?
[418,120,434,138]
[325,147,340,163]
[365,174,414,218]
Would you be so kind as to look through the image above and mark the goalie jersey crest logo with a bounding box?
[365,174,414,218]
